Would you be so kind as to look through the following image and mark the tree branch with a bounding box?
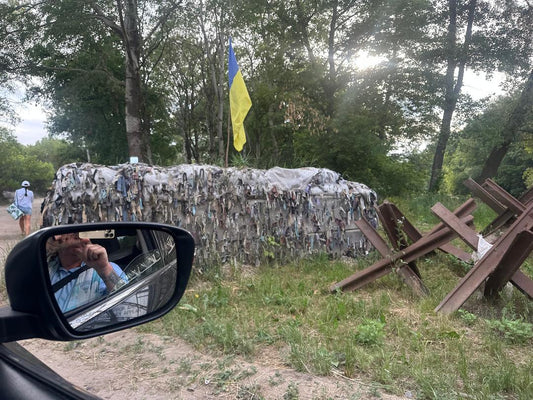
[453,0,477,98]
[88,1,124,40]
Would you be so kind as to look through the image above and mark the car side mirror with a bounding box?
[2,223,194,342]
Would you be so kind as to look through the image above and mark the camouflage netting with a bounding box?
[41,163,378,268]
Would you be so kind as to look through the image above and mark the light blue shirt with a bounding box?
[49,258,128,312]
[14,187,34,214]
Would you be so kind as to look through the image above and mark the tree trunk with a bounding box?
[478,69,533,181]
[428,0,477,191]
[122,0,146,162]
[478,141,512,181]
[91,0,149,162]
[295,0,316,64]
[324,0,338,117]
[216,32,225,158]
[124,60,144,160]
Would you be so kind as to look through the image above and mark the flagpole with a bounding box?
[225,107,231,168]
[225,34,231,168]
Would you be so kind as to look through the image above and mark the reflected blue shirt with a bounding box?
[49,259,128,312]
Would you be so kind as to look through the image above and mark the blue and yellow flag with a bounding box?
[228,38,252,152]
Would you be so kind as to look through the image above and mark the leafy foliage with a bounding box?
[0,128,54,194]
[487,316,533,345]
[444,93,533,197]
[354,318,387,345]
[1,0,531,197]
[26,138,86,171]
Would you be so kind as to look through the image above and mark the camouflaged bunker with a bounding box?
[41,163,378,268]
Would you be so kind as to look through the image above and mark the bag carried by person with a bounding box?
[6,203,23,220]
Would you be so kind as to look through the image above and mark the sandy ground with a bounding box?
[1,199,407,400]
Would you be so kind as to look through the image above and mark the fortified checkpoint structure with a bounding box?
[41,163,378,268]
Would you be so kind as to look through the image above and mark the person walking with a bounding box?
[14,180,34,236]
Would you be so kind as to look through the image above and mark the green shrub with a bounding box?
[354,318,386,346]
[457,309,477,326]
[487,316,533,344]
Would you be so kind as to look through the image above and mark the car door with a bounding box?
[0,342,99,399]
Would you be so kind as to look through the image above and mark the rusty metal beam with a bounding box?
[377,202,421,277]
[354,218,391,257]
[330,215,474,293]
[431,202,533,301]
[508,270,533,300]
[379,201,474,262]
[426,198,477,236]
[484,230,533,298]
[380,203,422,243]
[355,217,429,296]
[376,202,408,249]
[482,179,525,215]
[464,178,507,215]
[464,179,532,236]
[479,183,533,236]
[481,209,517,236]
[435,203,533,314]
[396,265,430,296]
[431,202,479,250]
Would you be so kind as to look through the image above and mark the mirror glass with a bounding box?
[45,228,177,332]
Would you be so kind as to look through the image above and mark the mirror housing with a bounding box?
[1,222,194,343]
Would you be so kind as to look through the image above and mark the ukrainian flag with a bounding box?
[228,38,252,152]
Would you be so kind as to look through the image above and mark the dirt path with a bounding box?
[1,200,405,400]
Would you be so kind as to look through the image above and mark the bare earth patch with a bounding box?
[1,200,406,400]
[21,331,406,400]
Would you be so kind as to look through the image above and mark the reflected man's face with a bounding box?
[47,233,91,255]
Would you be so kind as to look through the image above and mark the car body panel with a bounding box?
[0,342,99,399]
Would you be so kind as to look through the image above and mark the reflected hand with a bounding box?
[73,243,122,291]
[75,243,112,276]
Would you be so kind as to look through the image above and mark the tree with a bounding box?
[4,1,185,163]
[88,0,147,161]
[0,128,23,192]
[444,90,532,196]
[3,0,532,200]
[428,0,533,191]
[0,1,43,125]
[428,0,477,192]
[0,2,17,124]
[159,0,229,164]
[26,138,86,171]
[0,127,54,194]
[478,69,533,181]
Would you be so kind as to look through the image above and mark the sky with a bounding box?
[1,82,49,146]
[12,103,48,145]
[6,70,504,146]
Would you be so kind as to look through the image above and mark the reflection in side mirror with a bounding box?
[46,228,179,332]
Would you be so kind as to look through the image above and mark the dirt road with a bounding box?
[0,200,405,400]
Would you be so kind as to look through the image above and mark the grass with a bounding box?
[387,193,498,233]
[137,194,533,400]
[1,193,531,399]
[0,243,16,307]
[136,250,533,400]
